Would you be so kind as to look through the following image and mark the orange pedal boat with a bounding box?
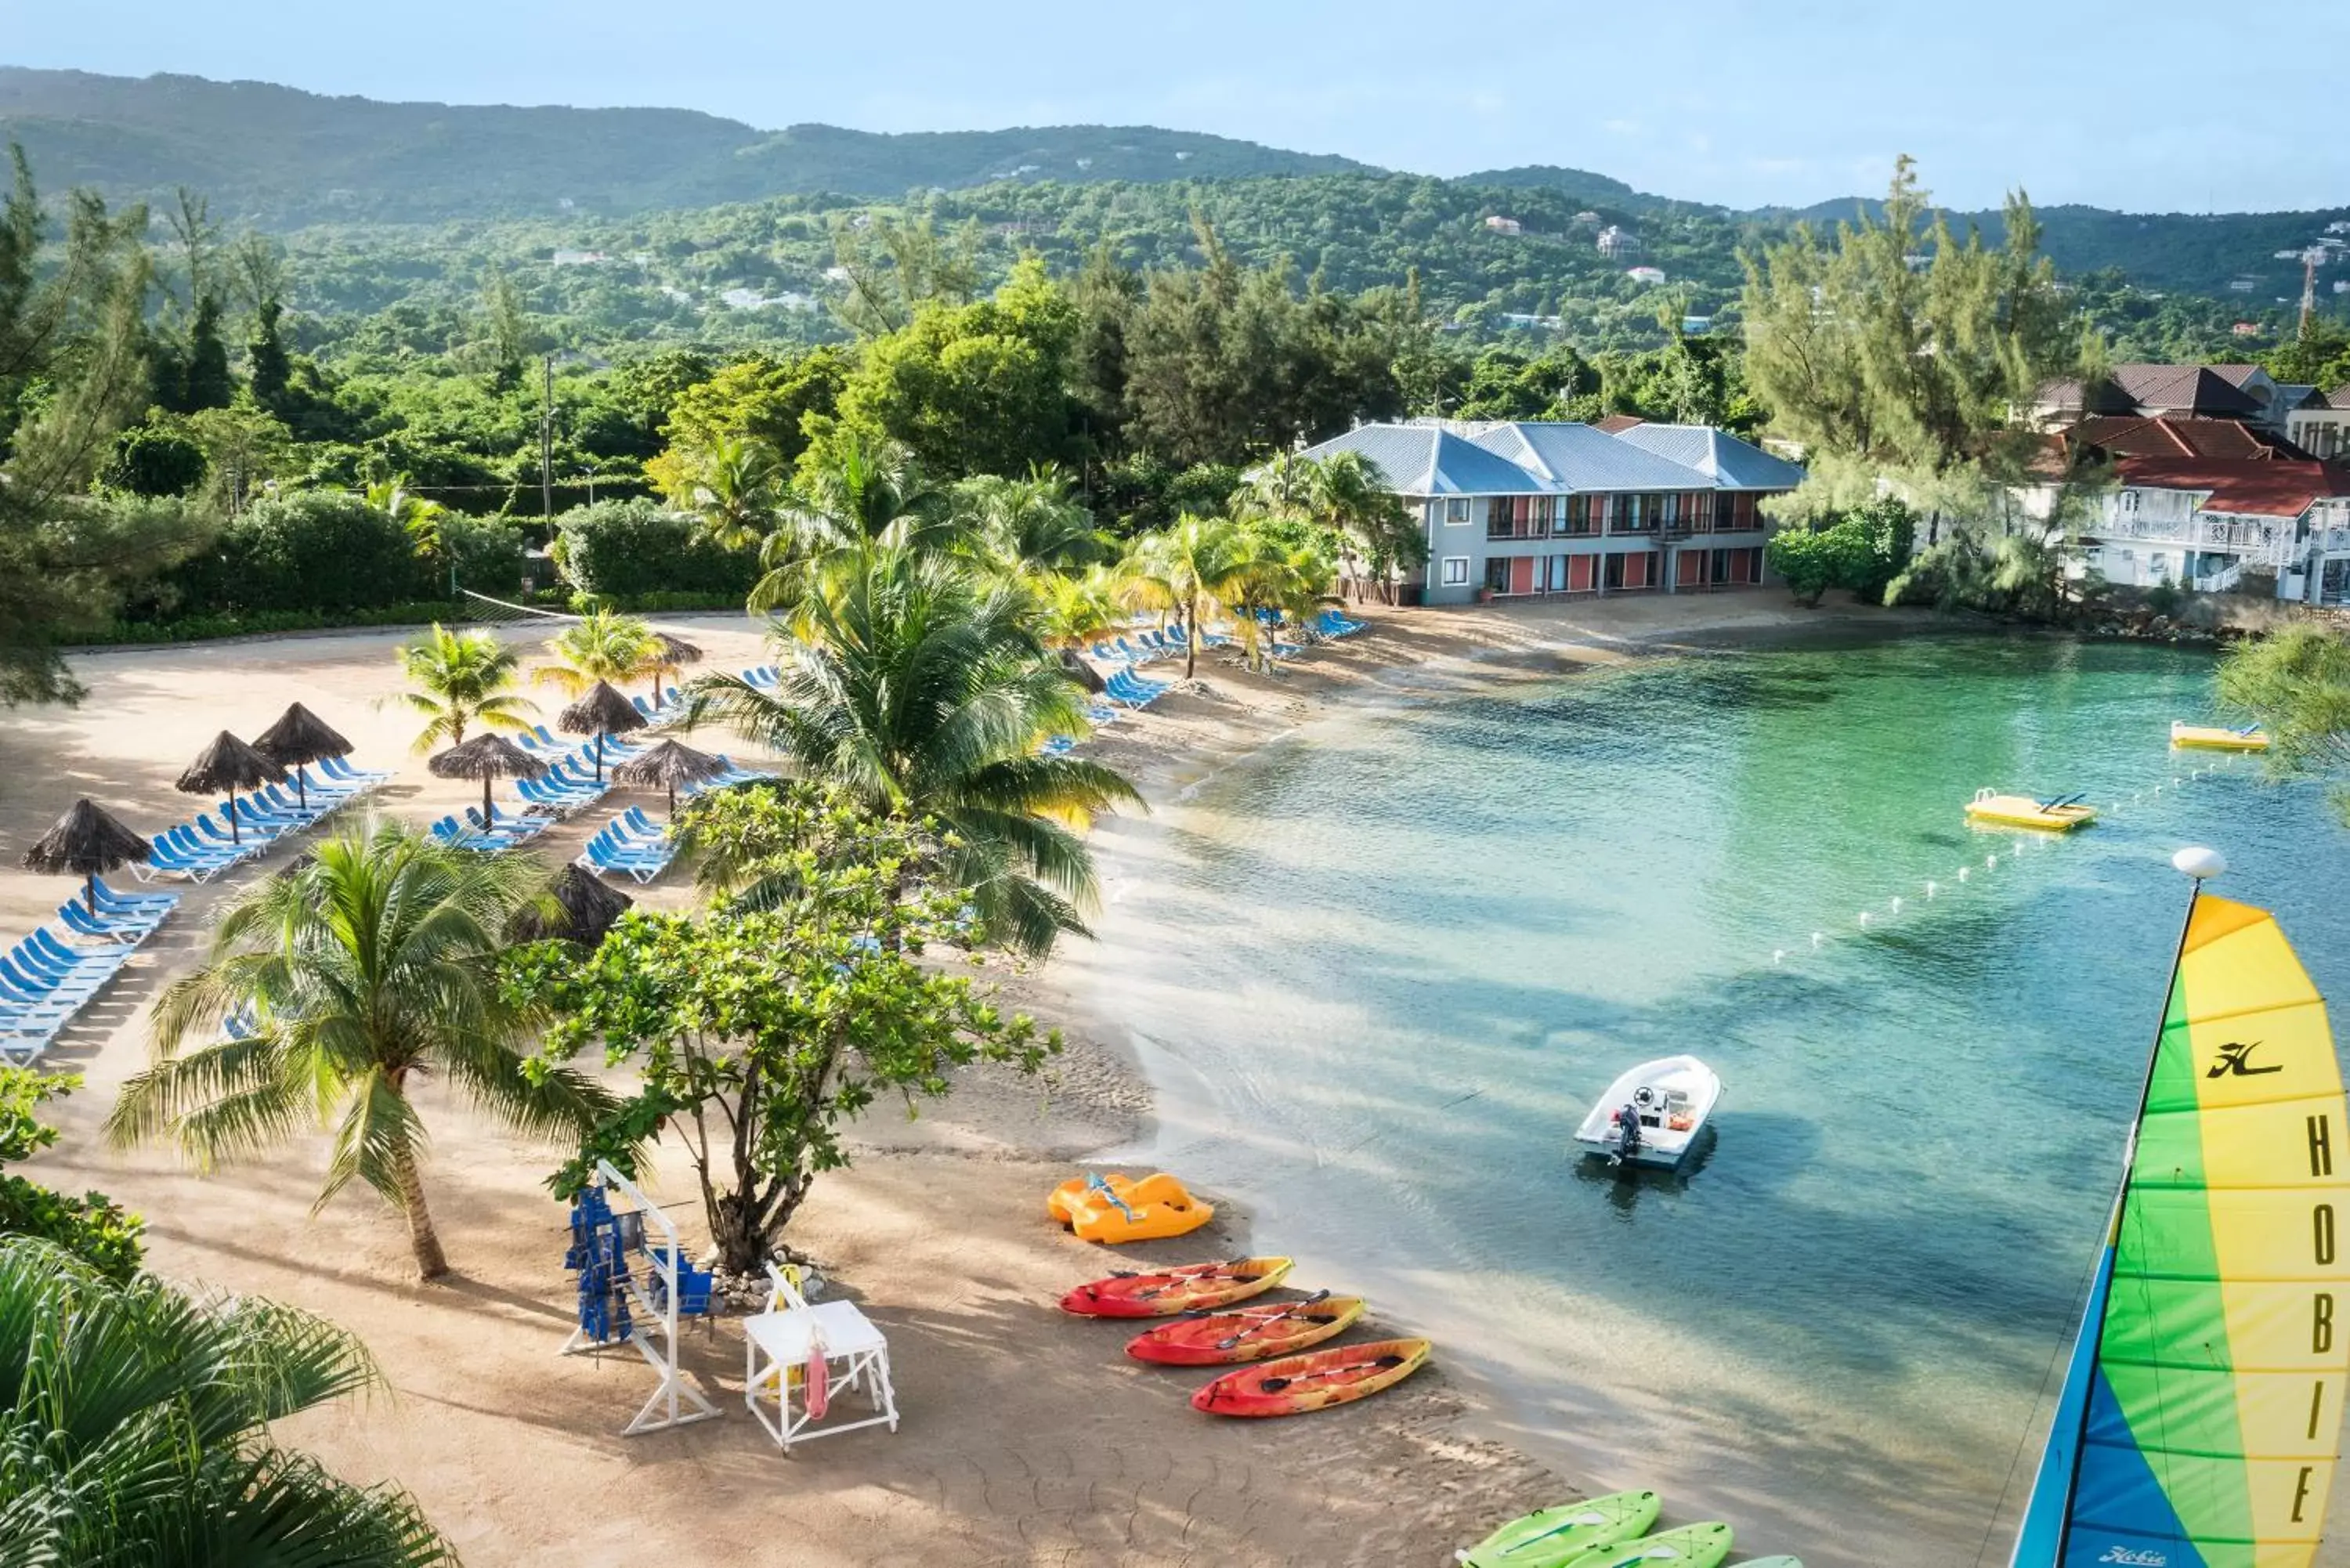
[1126,1293,1365,1365]
[1047,1171,1215,1244]
[1190,1337,1431,1417]
[1059,1257,1292,1319]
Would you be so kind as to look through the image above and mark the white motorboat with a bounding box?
[1571,1054,1723,1169]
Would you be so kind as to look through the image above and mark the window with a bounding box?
[1444,497,1473,526]
[1484,557,1512,592]
[2120,491,2139,514]
[1441,556,1470,586]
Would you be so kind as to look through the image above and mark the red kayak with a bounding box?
[1059,1256,1292,1319]
[1126,1295,1365,1365]
[1191,1337,1431,1417]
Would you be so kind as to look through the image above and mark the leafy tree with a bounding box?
[474,268,535,391]
[0,149,212,704]
[107,818,613,1280]
[685,544,1140,953]
[2218,624,2350,824]
[656,346,847,464]
[181,291,237,413]
[2263,320,2350,394]
[1742,157,2085,523]
[664,433,785,552]
[0,1236,456,1564]
[1765,523,1864,608]
[1238,448,1419,603]
[513,789,1053,1273]
[393,622,538,751]
[1119,511,1257,677]
[533,606,655,698]
[953,466,1109,580]
[829,210,985,338]
[184,397,292,516]
[1453,346,1593,421]
[0,1068,143,1281]
[366,474,450,561]
[101,419,209,497]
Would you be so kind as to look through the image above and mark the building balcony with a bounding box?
[2089,513,2298,567]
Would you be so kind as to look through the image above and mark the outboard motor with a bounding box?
[1613,1101,1644,1162]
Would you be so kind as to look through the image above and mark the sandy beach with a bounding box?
[12,591,1943,1566]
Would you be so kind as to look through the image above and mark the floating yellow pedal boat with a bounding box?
[2170,721,2269,752]
[1965,789,2097,831]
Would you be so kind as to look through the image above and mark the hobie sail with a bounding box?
[2013,894,2348,1568]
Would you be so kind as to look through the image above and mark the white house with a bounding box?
[2070,457,2350,605]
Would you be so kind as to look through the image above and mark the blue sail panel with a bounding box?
[2066,1363,2209,1568]
[2012,1245,2117,1568]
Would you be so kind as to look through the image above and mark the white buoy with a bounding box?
[1858,911,1872,926]
[1773,949,1786,965]
[1812,931,1824,948]
[2173,845,2228,881]
[1925,880,1938,898]
[1890,896,1904,913]
[1958,867,1971,882]
[1987,854,1998,869]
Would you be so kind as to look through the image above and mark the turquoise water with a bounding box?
[1077,633,2350,1567]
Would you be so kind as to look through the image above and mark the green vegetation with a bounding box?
[0,1235,455,1564]
[106,818,616,1279]
[2219,624,2350,822]
[393,622,540,751]
[0,1068,142,1281]
[512,784,1054,1274]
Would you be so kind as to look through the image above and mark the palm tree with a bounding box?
[367,474,450,562]
[750,431,952,615]
[681,434,786,551]
[1033,565,1124,652]
[1119,512,1256,678]
[684,546,1141,955]
[393,622,538,753]
[954,467,1111,580]
[534,607,656,698]
[1227,531,1340,670]
[105,818,615,1280]
[0,1237,455,1564]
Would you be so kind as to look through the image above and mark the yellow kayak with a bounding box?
[2170,721,2269,752]
[1966,789,2097,831]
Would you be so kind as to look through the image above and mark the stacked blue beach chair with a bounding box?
[0,882,179,1064]
[579,808,677,883]
[1104,666,1171,710]
[1311,608,1367,638]
[136,758,390,883]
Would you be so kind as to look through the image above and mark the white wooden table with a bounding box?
[741,1299,899,1451]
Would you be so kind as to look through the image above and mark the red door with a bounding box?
[1677,550,1706,587]
[1508,556,1537,596]
[1567,555,1596,592]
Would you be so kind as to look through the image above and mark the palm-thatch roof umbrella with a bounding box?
[427,732,548,822]
[178,730,287,844]
[507,863,633,948]
[559,680,645,784]
[251,702,353,810]
[22,798,152,912]
[645,631,703,704]
[613,737,729,818]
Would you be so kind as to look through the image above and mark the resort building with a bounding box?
[2068,457,2350,605]
[1295,419,1804,605]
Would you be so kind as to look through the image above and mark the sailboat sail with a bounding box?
[2012,893,2348,1568]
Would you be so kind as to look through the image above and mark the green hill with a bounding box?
[0,67,1369,225]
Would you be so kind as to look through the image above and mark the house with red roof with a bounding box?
[2079,455,2350,605]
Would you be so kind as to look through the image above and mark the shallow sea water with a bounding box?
[1074,633,2350,1567]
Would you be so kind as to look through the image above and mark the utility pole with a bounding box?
[540,355,555,526]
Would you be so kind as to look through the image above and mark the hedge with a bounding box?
[551,498,760,601]
[167,493,442,613]
[75,602,465,647]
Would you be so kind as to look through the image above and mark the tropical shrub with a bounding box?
[439,512,528,597]
[551,497,761,600]
[0,1236,455,1564]
[0,1068,142,1281]
[168,491,441,613]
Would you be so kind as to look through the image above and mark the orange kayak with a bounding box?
[1191,1336,1430,1417]
[1126,1295,1365,1365]
[1059,1257,1292,1319]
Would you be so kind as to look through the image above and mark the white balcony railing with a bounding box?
[2090,512,2299,567]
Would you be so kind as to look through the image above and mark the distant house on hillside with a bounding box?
[1596,226,1642,260]
[1484,215,1524,236]
[1292,419,1802,605]
[1626,266,1668,287]
[551,249,608,266]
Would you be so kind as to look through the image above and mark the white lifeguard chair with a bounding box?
[742,1262,900,1451]
[560,1161,721,1436]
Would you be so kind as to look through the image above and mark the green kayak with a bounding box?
[1455,1490,1661,1568]
[1556,1522,1734,1568]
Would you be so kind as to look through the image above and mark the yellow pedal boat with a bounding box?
[1966,789,2097,831]
[1047,1171,1215,1244]
[2170,721,2269,752]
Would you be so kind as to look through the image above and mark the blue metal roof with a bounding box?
[1610,424,1809,491]
[1295,425,1546,496]
[1296,420,1803,496]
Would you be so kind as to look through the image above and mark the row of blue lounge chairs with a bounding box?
[579,808,677,883]
[0,880,180,1064]
[135,756,392,883]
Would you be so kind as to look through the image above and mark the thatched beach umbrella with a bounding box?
[252,702,353,810]
[559,680,645,784]
[22,798,152,912]
[645,631,703,704]
[614,737,728,818]
[177,730,287,844]
[427,732,548,822]
[508,863,633,948]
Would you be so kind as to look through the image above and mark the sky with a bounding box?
[6,0,2346,213]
